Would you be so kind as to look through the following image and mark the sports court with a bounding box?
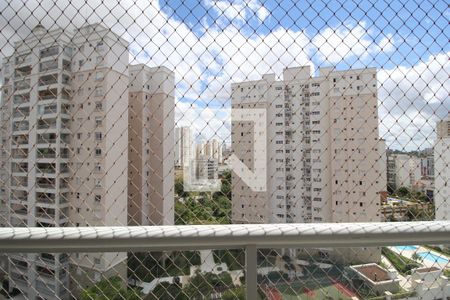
[263,276,357,300]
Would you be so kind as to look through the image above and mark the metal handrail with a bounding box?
[0,221,448,253]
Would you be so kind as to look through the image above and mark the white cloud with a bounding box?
[0,0,446,149]
[204,0,269,22]
[312,22,397,64]
[378,52,450,150]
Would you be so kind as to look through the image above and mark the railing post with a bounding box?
[246,244,257,300]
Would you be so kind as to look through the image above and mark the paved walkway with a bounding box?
[199,250,216,272]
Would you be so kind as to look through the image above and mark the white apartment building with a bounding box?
[174,126,193,169]
[0,23,130,299]
[387,153,423,190]
[194,139,223,164]
[231,66,386,263]
[207,139,223,164]
[434,116,450,221]
[128,64,175,226]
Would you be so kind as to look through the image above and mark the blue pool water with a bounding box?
[417,252,450,264]
[393,245,418,251]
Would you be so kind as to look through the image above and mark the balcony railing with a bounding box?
[0,222,449,299]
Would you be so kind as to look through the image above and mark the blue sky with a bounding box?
[158,0,449,149]
[160,0,449,69]
[0,0,448,150]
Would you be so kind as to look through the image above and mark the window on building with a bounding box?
[95,101,103,111]
[95,72,104,81]
[94,87,104,96]
[95,116,102,126]
[95,132,102,141]
[95,179,102,188]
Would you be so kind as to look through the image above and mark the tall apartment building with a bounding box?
[0,23,130,299]
[387,153,422,190]
[194,139,223,164]
[128,64,174,226]
[421,155,434,178]
[206,139,223,164]
[174,126,193,169]
[435,115,450,221]
[231,66,386,262]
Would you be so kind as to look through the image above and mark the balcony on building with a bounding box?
[37,103,57,118]
[10,203,28,216]
[12,106,30,120]
[37,119,57,130]
[36,265,57,282]
[36,192,56,205]
[14,65,32,80]
[36,177,56,190]
[10,149,28,160]
[35,207,57,220]
[14,53,31,66]
[14,79,30,92]
[39,46,59,59]
[38,74,58,89]
[38,253,69,265]
[12,94,30,106]
[10,190,28,203]
[36,162,56,175]
[11,162,28,175]
[37,147,57,159]
[12,120,29,133]
[11,176,27,188]
[38,89,58,102]
[39,59,58,73]
[10,259,28,277]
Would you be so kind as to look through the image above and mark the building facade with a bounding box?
[434,116,450,221]
[231,66,386,262]
[174,126,193,169]
[128,64,175,226]
[0,23,173,299]
[387,153,423,191]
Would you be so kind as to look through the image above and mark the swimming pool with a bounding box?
[416,252,450,264]
[393,245,418,251]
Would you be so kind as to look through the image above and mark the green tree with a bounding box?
[213,195,231,224]
[396,187,410,198]
[183,272,234,299]
[147,281,188,300]
[81,276,141,300]
[222,286,245,300]
[175,177,187,198]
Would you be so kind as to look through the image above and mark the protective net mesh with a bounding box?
[0,0,449,299]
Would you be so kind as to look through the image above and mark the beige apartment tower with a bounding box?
[0,23,130,299]
[175,126,193,169]
[231,66,386,263]
[434,116,450,221]
[128,64,175,226]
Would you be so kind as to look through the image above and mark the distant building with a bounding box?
[195,155,218,181]
[387,153,422,190]
[231,66,385,225]
[174,126,193,169]
[231,66,386,263]
[128,64,175,226]
[421,154,434,178]
[1,23,130,299]
[435,116,450,221]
